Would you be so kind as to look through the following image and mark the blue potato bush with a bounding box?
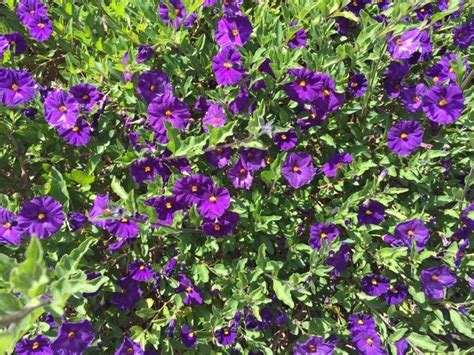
[0,0,473,354]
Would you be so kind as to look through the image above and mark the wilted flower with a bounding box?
[68,212,88,232]
[461,202,474,230]
[288,24,307,49]
[395,338,410,355]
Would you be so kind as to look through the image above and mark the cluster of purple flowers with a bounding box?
[17,0,53,42]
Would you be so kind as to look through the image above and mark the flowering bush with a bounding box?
[0,0,473,354]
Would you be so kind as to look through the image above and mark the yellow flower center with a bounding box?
[214,223,221,231]
[299,80,307,87]
[144,166,151,172]
[232,29,239,37]
[121,218,129,223]
[37,213,46,221]
[449,67,455,73]
[216,148,223,153]
[223,62,232,69]
[11,83,19,91]
[165,202,172,209]
[357,319,364,325]
[292,166,300,172]
[239,168,247,174]
[350,82,358,88]
[127,347,134,353]
[433,76,439,83]
[352,1,358,6]
[139,265,146,270]
[309,344,316,351]
[438,98,447,106]
[431,274,438,281]
[191,185,198,193]
[189,332,195,338]
[371,279,378,285]
[400,132,408,139]
[412,96,419,103]
[175,8,180,15]
[420,8,425,13]
[82,94,89,101]
[365,210,372,215]
[223,328,230,335]
[150,84,156,92]
[367,338,374,346]
[165,109,173,116]
[281,134,287,140]
[209,195,217,202]
[59,105,67,112]
[186,286,193,292]
[323,89,331,96]
[396,38,403,46]
[68,331,75,338]
[391,287,399,294]
[3,222,11,229]
[31,342,40,350]
[37,23,45,29]
[72,125,80,132]
[407,229,414,236]
[320,232,327,239]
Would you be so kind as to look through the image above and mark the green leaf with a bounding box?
[48,167,70,209]
[449,310,474,339]
[9,238,48,298]
[111,176,129,201]
[55,239,97,277]
[164,121,181,154]
[174,134,208,158]
[256,243,267,270]
[209,121,237,146]
[407,332,447,352]
[272,279,294,308]
[66,169,95,185]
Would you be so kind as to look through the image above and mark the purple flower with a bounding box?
[162,257,177,277]
[205,146,233,168]
[180,324,197,348]
[222,0,242,14]
[214,325,238,346]
[322,152,352,177]
[395,338,409,355]
[17,0,48,24]
[361,274,390,296]
[215,15,253,47]
[0,33,28,56]
[420,265,457,299]
[415,4,432,20]
[388,29,431,60]
[128,260,153,282]
[173,174,215,206]
[377,0,391,10]
[51,320,95,354]
[239,148,266,172]
[15,335,52,355]
[293,335,335,354]
[348,314,376,335]
[274,130,297,151]
[177,274,203,306]
[68,212,88,232]
[351,330,386,355]
[148,94,190,130]
[130,157,168,184]
[400,84,426,113]
[69,83,102,112]
[394,219,430,251]
[387,120,423,156]
[347,73,367,97]
[197,187,231,219]
[136,70,172,103]
[309,223,340,250]
[284,68,322,104]
[58,118,91,146]
[335,17,350,35]
[357,200,385,225]
[453,21,474,50]
[227,160,254,190]
[145,196,183,226]
[212,47,246,86]
[326,243,351,277]
[114,337,144,355]
[422,84,464,125]
[461,202,474,230]
[26,14,53,42]
[383,61,410,99]
[167,318,177,338]
[202,103,227,132]
[136,44,154,63]
[89,194,112,228]
[194,95,212,114]
[0,68,36,107]
[44,90,79,130]
[229,87,254,114]
[384,284,408,305]
[105,216,139,239]
[158,0,197,29]
[0,208,23,245]
[18,196,65,239]
[288,27,307,49]
[281,152,316,188]
[111,277,143,311]
[346,0,370,15]
[202,211,239,237]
